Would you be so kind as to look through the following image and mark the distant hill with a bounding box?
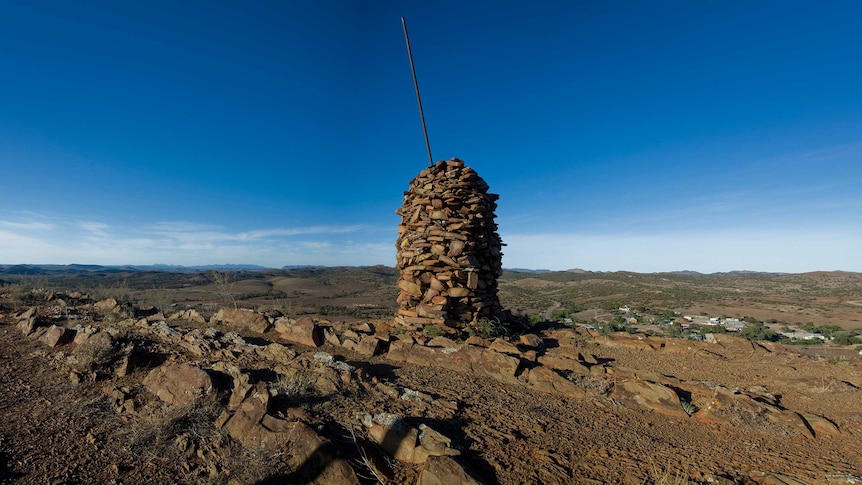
[0,263,271,276]
[504,268,552,274]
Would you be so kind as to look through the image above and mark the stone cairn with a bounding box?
[394,158,506,334]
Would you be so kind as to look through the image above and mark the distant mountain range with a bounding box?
[0,263,270,275]
[0,264,836,277]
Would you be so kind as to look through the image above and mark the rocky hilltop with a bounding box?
[1,288,862,484]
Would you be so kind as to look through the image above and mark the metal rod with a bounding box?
[402,17,434,167]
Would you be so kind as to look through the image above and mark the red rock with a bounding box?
[537,354,590,375]
[613,379,689,419]
[387,338,521,386]
[215,308,271,333]
[39,325,74,347]
[417,456,481,485]
[275,316,321,347]
[519,333,544,349]
[489,338,519,355]
[524,367,588,399]
[447,287,472,298]
[464,336,489,347]
[17,317,38,336]
[399,279,423,296]
[368,413,419,463]
[802,413,840,438]
[355,335,385,356]
[94,298,120,312]
[287,422,360,484]
[143,364,214,405]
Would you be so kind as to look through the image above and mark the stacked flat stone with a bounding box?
[394,158,505,333]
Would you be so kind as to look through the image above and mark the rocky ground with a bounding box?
[2,290,862,484]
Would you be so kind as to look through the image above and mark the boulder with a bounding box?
[17,317,38,337]
[802,413,840,438]
[355,335,385,356]
[168,309,207,325]
[519,333,544,349]
[417,456,483,485]
[613,379,689,419]
[537,354,590,375]
[94,298,120,313]
[387,338,521,387]
[488,338,519,356]
[285,422,360,484]
[224,383,287,449]
[275,316,321,347]
[367,413,420,463]
[215,308,271,334]
[39,325,74,347]
[143,364,214,405]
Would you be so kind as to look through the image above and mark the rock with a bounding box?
[524,367,588,399]
[143,364,214,405]
[464,336,489,347]
[537,354,590,375]
[168,309,207,325]
[519,333,544,349]
[285,422,360,484]
[15,307,36,321]
[73,325,98,345]
[425,336,459,348]
[489,338,519,356]
[275,316,321,347]
[215,308,271,333]
[210,362,252,410]
[224,383,284,448]
[258,342,297,362]
[39,325,74,347]
[802,413,840,438]
[613,379,689,419]
[597,334,658,351]
[367,413,420,463]
[388,338,521,387]
[355,335,385,356]
[94,298,120,313]
[17,317,38,336]
[322,326,342,346]
[417,456,483,485]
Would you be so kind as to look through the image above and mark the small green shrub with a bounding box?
[422,326,445,338]
[469,318,509,339]
[680,399,697,416]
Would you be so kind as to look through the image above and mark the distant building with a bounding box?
[779,332,825,341]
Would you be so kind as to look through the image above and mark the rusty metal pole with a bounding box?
[402,17,434,167]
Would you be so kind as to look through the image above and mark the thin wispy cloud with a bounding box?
[0,213,389,267]
[0,220,54,231]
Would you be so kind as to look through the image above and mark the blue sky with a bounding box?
[1,1,861,272]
